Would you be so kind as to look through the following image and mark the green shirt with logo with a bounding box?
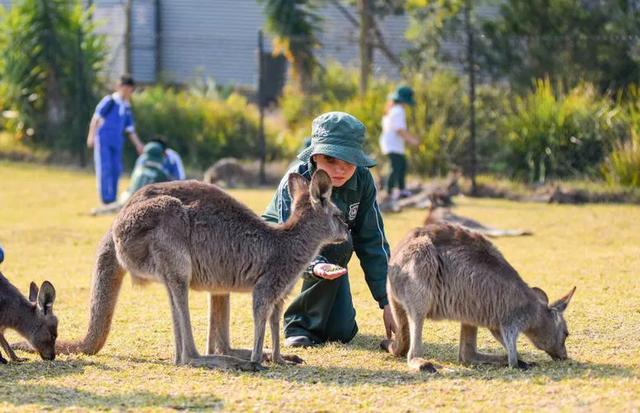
[262,161,390,308]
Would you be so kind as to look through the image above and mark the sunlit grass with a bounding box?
[0,160,638,412]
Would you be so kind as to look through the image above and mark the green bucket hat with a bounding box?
[142,141,165,163]
[297,111,376,167]
[390,85,416,106]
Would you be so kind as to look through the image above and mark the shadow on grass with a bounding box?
[0,358,116,382]
[0,384,223,411]
[248,333,637,386]
[255,357,637,387]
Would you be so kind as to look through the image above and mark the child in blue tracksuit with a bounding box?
[86,74,144,205]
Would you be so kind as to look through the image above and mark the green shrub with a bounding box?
[130,86,279,170]
[602,131,640,187]
[603,88,640,188]
[500,79,627,182]
[0,0,105,162]
[407,71,467,176]
[278,65,476,177]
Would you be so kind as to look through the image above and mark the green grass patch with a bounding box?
[0,161,638,411]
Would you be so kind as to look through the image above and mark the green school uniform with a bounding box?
[121,142,169,202]
[262,160,390,344]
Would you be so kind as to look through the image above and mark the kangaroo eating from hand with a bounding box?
[26,169,347,371]
[381,223,575,371]
[0,272,57,363]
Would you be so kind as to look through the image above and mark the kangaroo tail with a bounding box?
[58,229,126,355]
[381,292,410,358]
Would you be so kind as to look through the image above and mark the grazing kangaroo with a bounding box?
[0,272,57,363]
[30,169,347,371]
[203,158,252,188]
[381,223,575,371]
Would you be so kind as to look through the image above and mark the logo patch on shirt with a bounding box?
[348,202,360,221]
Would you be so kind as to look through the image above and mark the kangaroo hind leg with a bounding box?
[206,293,231,356]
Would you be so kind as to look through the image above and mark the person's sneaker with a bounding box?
[284,336,315,348]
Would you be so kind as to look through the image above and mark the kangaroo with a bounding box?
[423,204,532,237]
[0,272,57,363]
[381,223,575,371]
[203,158,252,188]
[379,171,461,213]
[23,169,347,371]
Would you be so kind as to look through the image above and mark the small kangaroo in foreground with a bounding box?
[0,272,57,363]
[381,223,575,371]
[19,169,347,371]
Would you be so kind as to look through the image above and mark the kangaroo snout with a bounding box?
[39,351,55,361]
[548,349,568,361]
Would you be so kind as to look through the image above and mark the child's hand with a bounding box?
[383,304,397,339]
[313,263,347,280]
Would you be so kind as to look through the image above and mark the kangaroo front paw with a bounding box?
[248,361,267,372]
[380,339,393,353]
[0,356,7,364]
[408,358,438,373]
[282,354,304,364]
[517,359,536,370]
[266,354,304,365]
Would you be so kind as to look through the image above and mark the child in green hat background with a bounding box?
[263,111,396,347]
[379,85,420,199]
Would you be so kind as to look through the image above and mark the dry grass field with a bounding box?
[0,160,638,412]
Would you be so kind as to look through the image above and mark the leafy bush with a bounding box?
[0,0,105,162]
[407,71,467,176]
[278,64,477,176]
[602,130,640,188]
[603,88,640,188]
[500,79,627,182]
[131,86,279,170]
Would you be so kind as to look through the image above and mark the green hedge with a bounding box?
[500,79,628,182]
[277,65,498,177]
[128,86,279,170]
[278,66,639,187]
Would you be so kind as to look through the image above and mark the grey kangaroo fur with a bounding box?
[381,223,575,371]
[35,169,348,371]
[0,271,57,363]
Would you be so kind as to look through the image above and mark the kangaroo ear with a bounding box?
[531,287,549,305]
[29,282,39,303]
[551,286,576,312]
[310,169,332,207]
[287,173,309,201]
[37,281,56,314]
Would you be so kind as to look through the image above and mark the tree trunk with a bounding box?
[359,0,373,96]
[464,1,477,196]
